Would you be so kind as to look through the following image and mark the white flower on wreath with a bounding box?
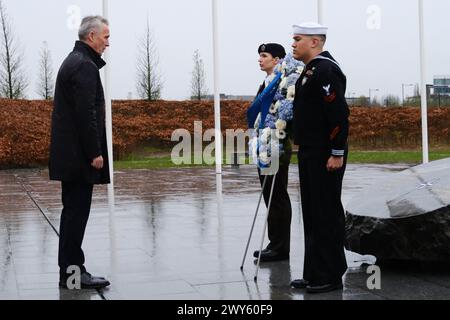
[269,103,276,114]
[276,129,286,140]
[275,119,287,130]
[260,127,271,142]
[280,77,288,90]
[269,101,281,114]
[287,85,296,101]
[259,151,270,164]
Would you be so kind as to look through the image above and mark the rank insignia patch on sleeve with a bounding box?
[323,84,336,102]
[324,91,336,103]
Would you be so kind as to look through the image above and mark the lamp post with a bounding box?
[369,88,379,106]
[402,83,414,106]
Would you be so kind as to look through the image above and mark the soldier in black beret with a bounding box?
[251,43,292,262]
[258,43,286,61]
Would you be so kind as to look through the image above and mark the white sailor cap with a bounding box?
[293,22,328,35]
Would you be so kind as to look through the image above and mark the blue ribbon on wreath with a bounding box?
[246,72,282,129]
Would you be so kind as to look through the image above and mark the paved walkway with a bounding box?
[1,164,449,300]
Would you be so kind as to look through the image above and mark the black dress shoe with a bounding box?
[59,272,110,289]
[290,279,309,289]
[253,248,270,258]
[256,250,289,262]
[306,281,343,294]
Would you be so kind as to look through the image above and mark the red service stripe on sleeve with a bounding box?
[324,92,337,103]
[330,126,340,140]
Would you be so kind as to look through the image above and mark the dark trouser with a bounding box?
[58,181,93,279]
[298,148,348,285]
[257,161,292,255]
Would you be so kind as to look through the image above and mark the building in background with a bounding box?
[433,75,450,96]
[423,75,450,107]
[203,94,254,101]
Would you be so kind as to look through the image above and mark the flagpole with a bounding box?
[318,0,324,24]
[418,0,429,164]
[102,0,115,210]
[212,0,222,174]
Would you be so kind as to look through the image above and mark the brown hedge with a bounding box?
[1,98,450,168]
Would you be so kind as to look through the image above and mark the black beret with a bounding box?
[258,43,286,59]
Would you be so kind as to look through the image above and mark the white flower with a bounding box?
[275,100,281,110]
[287,85,296,101]
[269,101,281,114]
[259,151,270,164]
[276,129,286,140]
[280,77,288,89]
[269,103,276,114]
[275,119,287,130]
[260,127,271,142]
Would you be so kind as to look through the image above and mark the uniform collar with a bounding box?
[309,51,339,67]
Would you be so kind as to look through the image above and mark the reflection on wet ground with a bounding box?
[1,164,449,300]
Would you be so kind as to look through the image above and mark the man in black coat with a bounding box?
[289,22,350,293]
[49,15,111,289]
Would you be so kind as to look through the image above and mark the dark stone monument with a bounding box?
[345,158,450,264]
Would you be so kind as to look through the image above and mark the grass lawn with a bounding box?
[115,156,178,169]
[114,149,450,169]
[347,150,450,164]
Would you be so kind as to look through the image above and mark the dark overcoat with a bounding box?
[49,41,110,185]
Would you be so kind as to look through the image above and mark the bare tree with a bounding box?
[136,19,162,101]
[0,0,27,99]
[37,41,54,100]
[190,49,208,100]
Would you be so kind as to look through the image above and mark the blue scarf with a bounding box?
[247,72,282,129]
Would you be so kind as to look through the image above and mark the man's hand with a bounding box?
[91,156,104,170]
[326,156,343,172]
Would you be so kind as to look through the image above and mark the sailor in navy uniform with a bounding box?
[289,22,350,293]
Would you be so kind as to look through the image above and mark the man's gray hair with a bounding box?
[78,16,109,41]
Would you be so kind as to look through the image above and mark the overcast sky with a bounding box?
[2,0,450,101]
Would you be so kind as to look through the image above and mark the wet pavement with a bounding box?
[1,164,450,300]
